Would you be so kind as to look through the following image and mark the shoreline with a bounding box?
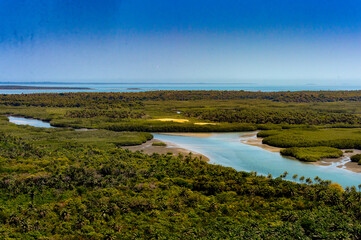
[241,132,361,174]
[122,139,210,162]
[0,85,91,90]
[127,131,361,174]
[313,149,361,173]
[240,132,283,153]
[158,132,214,138]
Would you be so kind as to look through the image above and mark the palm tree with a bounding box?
[267,174,273,179]
[313,176,320,183]
[292,174,298,180]
[299,176,305,183]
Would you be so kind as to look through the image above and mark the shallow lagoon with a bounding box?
[154,132,361,188]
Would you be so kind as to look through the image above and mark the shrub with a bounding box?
[351,154,361,163]
[152,142,167,146]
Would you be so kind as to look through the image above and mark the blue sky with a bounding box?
[0,0,360,85]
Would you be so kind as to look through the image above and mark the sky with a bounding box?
[0,0,361,85]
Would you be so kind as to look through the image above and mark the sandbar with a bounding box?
[240,132,282,152]
[122,139,209,161]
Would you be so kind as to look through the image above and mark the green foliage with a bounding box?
[2,91,361,238]
[66,109,145,119]
[3,91,361,134]
[0,133,44,159]
[184,108,361,125]
[281,147,343,162]
[0,117,153,149]
[152,142,167,146]
[351,154,361,164]
[260,128,361,149]
[0,130,361,239]
[105,121,257,132]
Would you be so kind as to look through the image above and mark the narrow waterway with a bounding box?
[7,116,361,188]
[153,132,361,188]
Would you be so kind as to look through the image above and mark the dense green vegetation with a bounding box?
[258,128,361,162]
[0,116,152,148]
[184,108,361,125]
[152,142,167,146]
[4,90,361,105]
[3,90,361,237]
[259,128,361,149]
[280,147,343,162]
[2,90,361,134]
[2,120,361,239]
[351,154,361,165]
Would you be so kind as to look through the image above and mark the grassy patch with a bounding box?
[152,142,167,146]
[260,128,361,149]
[280,147,343,162]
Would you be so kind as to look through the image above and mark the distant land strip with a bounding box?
[0,85,92,90]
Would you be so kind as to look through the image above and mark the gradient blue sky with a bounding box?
[0,0,360,85]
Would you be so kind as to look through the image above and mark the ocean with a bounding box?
[0,82,361,94]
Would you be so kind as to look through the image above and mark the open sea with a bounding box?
[0,82,361,94]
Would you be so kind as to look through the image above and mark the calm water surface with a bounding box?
[154,132,361,188]
[1,82,361,94]
[8,116,54,128]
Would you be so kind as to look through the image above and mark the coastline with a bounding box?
[313,150,361,173]
[240,132,283,152]
[122,139,210,161]
[0,85,91,90]
[241,132,361,174]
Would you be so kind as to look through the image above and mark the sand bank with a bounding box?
[194,122,218,125]
[122,139,209,161]
[152,118,217,126]
[152,118,189,123]
[312,149,361,173]
[240,132,282,153]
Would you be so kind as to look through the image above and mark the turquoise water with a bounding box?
[153,132,361,188]
[1,82,361,94]
[8,116,54,128]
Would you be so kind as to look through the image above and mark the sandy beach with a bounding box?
[240,132,283,152]
[122,139,209,161]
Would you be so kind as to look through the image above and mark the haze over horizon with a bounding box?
[1,0,360,86]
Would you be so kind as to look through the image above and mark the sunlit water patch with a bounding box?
[8,116,54,128]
